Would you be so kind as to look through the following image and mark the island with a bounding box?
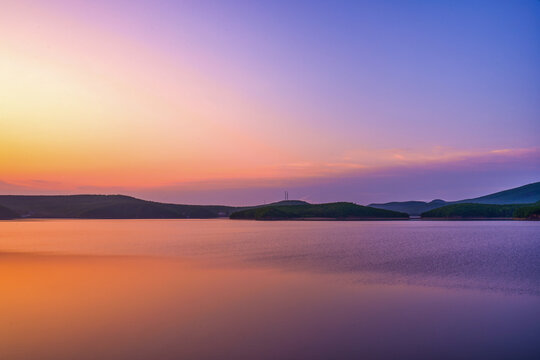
[230,202,409,220]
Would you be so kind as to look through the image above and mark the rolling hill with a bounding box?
[458,182,540,204]
[369,182,540,216]
[230,202,409,220]
[421,201,540,219]
[0,195,310,219]
[0,195,233,219]
[421,203,526,219]
[2,183,538,220]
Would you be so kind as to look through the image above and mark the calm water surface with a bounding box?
[1,220,539,359]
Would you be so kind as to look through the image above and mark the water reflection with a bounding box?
[2,219,539,294]
[0,220,539,359]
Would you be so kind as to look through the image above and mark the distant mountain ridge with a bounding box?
[458,182,540,204]
[0,195,309,219]
[369,182,540,216]
[1,182,538,219]
[0,195,402,220]
[0,195,223,219]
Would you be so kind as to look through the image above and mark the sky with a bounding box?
[1,0,539,205]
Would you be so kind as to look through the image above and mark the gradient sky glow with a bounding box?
[1,0,539,204]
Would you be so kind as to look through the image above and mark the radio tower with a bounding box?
[284,191,289,201]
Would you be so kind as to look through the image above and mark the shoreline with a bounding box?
[230,217,410,221]
[2,217,538,221]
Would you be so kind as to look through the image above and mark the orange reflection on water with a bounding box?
[0,253,360,360]
[1,220,539,359]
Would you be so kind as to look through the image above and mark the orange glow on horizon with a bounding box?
[1,1,538,198]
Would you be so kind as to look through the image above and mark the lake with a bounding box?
[1,219,539,359]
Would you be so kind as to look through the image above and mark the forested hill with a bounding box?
[458,182,540,204]
[230,202,409,220]
[421,202,540,220]
[0,204,19,220]
[0,195,309,219]
[369,182,540,216]
[0,195,234,219]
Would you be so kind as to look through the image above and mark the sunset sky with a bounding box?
[1,0,539,205]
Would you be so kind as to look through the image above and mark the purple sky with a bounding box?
[1,0,539,205]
